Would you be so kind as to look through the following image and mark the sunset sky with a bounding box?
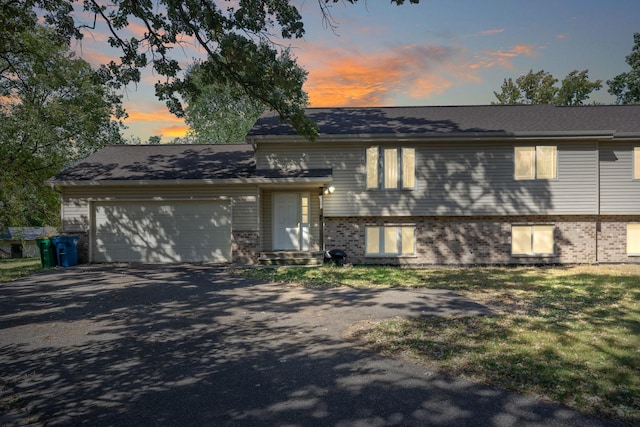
[72,0,640,141]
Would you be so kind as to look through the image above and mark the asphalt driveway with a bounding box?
[0,265,617,426]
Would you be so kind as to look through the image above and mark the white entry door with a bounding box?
[273,193,310,251]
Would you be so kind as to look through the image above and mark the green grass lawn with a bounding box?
[0,258,42,282]
[237,264,640,425]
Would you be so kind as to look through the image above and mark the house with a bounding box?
[0,227,55,258]
[47,105,640,265]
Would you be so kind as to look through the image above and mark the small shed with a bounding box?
[0,227,56,258]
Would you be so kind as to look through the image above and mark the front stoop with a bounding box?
[258,251,324,266]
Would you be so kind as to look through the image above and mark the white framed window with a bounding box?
[366,147,415,189]
[627,224,640,255]
[634,146,640,180]
[366,226,416,256]
[512,225,555,256]
[514,146,557,180]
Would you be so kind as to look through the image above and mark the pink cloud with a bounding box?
[298,43,467,106]
[480,29,505,36]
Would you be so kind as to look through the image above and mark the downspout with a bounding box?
[595,140,600,263]
[319,189,324,253]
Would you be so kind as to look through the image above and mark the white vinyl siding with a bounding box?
[256,141,598,217]
[366,226,415,256]
[627,224,640,255]
[512,225,554,256]
[60,185,259,232]
[600,143,640,214]
[515,146,557,180]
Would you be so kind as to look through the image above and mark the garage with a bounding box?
[92,200,232,263]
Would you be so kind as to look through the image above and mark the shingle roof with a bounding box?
[50,144,256,182]
[247,105,640,137]
[49,143,332,183]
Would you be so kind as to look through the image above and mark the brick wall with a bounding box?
[232,231,260,264]
[324,216,618,265]
[597,216,640,263]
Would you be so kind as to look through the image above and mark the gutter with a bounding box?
[47,176,333,187]
[249,130,618,144]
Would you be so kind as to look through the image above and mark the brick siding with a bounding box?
[324,216,640,265]
[232,231,260,264]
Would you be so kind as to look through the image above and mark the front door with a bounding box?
[273,193,310,251]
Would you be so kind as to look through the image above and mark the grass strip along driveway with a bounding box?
[238,265,640,426]
[0,258,42,282]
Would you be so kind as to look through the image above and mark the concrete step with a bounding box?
[258,251,323,266]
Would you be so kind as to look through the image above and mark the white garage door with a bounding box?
[93,201,232,263]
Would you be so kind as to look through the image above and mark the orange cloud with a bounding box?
[300,44,462,106]
[480,44,538,69]
[511,44,537,56]
[156,124,189,138]
[126,108,183,124]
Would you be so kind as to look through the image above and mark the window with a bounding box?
[628,224,640,255]
[512,225,554,256]
[366,147,415,189]
[366,226,415,256]
[514,146,556,180]
[634,146,640,180]
[300,195,309,224]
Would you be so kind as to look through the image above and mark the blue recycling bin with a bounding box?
[51,235,80,267]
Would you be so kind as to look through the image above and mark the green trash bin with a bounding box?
[36,237,57,268]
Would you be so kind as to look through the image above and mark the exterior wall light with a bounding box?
[324,185,335,195]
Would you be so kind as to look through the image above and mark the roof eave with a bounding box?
[247,130,618,143]
[47,177,333,187]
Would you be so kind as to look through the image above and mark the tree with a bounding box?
[182,61,266,144]
[3,0,418,140]
[493,78,522,105]
[556,70,603,106]
[607,33,640,104]
[0,25,124,228]
[492,69,602,105]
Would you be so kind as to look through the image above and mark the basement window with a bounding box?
[512,225,555,256]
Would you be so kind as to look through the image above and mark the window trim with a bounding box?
[366,146,416,190]
[365,225,416,257]
[511,224,555,257]
[514,145,557,181]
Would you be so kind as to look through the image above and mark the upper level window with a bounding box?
[366,146,415,189]
[514,146,557,180]
[634,146,640,180]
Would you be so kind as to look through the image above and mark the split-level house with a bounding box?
[48,105,640,265]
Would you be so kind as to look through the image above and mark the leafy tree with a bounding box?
[607,33,640,104]
[182,61,266,144]
[556,70,603,106]
[3,0,418,139]
[493,78,522,105]
[517,70,558,104]
[493,69,602,105]
[0,25,124,228]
